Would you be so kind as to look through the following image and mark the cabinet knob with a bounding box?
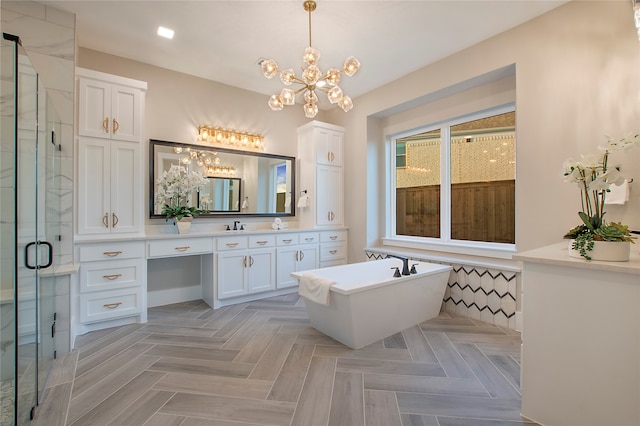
[330,235,338,240]
[226,242,239,248]
[103,213,109,228]
[102,117,109,133]
[112,213,119,227]
[103,302,122,309]
[103,251,122,257]
[112,118,119,134]
[329,250,338,255]
[256,241,268,245]
[174,246,190,252]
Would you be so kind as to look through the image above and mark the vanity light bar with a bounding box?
[198,125,264,151]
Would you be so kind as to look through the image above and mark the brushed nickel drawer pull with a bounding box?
[175,246,190,252]
[283,239,293,244]
[103,274,122,280]
[226,242,239,248]
[103,302,122,309]
[329,250,338,254]
[304,237,314,242]
[103,251,122,257]
[329,235,338,240]
[256,241,268,245]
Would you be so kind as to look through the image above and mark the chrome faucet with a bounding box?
[386,254,410,276]
[233,220,240,231]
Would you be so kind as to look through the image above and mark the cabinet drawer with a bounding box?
[249,235,276,248]
[80,287,143,323]
[276,234,298,246]
[80,258,144,292]
[298,232,320,245]
[320,242,347,262]
[79,241,145,262]
[217,236,248,251]
[148,237,213,258]
[320,230,347,243]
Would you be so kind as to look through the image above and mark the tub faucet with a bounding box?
[386,254,410,276]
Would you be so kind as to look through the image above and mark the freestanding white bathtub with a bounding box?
[292,258,452,349]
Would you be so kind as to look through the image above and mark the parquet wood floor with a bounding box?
[34,294,538,425]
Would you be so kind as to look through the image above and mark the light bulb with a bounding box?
[268,94,284,111]
[344,56,360,77]
[261,59,278,79]
[303,47,320,65]
[338,96,353,112]
[304,102,318,118]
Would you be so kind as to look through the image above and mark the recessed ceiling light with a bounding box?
[157,26,174,39]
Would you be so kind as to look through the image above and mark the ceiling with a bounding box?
[48,0,569,107]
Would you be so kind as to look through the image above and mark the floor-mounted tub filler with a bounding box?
[292,258,452,349]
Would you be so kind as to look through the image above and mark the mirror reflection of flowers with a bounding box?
[562,133,639,259]
[155,164,209,221]
[199,193,212,211]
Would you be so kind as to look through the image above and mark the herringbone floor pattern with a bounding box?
[34,294,537,425]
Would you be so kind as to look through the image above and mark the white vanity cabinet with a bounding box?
[216,235,276,300]
[276,232,320,289]
[77,241,146,327]
[298,121,345,229]
[319,230,348,267]
[75,69,146,236]
[77,68,144,142]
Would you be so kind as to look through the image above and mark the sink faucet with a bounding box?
[386,254,410,276]
[233,220,240,231]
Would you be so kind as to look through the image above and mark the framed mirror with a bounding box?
[150,139,295,218]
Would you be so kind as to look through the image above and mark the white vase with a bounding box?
[568,239,631,261]
[176,217,192,234]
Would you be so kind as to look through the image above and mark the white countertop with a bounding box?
[74,226,349,244]
[514,242,640,275]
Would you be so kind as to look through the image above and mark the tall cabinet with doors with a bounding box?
[297,121,348,266]
[74,68,147,339]
[297,121,344,228]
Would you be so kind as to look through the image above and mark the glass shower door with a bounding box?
[1,33,57,425]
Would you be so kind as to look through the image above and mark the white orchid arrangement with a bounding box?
[562,133,639,259]
[155,164,209,221]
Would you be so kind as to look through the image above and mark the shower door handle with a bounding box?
[25,240,53,270]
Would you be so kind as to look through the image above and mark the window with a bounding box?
[393,106,515,245]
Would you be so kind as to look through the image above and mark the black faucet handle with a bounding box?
[410,264,418,274]
[391,267,401,278]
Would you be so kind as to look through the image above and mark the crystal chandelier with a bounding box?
[260,0,360,118]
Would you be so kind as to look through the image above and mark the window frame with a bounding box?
[385,103,516,259]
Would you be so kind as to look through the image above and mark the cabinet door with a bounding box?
[315,128,343,166]
[276,246,299,289]
[78,78,111,139]
[217,251,248,299]
[77,139,111,235]
[111,84,142,142]
[110,141,140,233]
[297,244,319,272]
[316,165,343,226]
[247,248,276,293]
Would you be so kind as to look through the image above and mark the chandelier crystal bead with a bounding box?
[261,0,359,118]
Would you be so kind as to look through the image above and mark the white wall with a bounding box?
[328,0,640,262]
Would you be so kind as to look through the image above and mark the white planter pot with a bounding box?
[176,217,192,234]
[568,239,631,262]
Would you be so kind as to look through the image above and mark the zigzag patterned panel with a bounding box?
[365,250,518,329]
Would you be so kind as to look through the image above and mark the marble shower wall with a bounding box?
[364,250,519,330]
